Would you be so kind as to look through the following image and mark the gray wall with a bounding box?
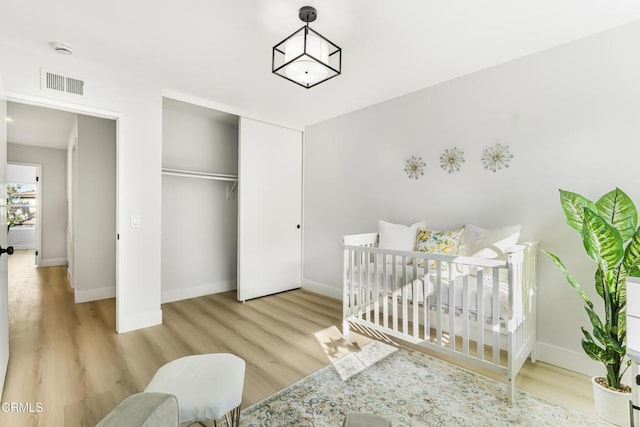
[7,144,67,263]
[303,21,640,375]
[161,98,238,302]
[75,116,116,293]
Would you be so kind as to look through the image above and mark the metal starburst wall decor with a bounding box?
[440,148,465,174]
[481,143,513,172]
[404,156,425,179]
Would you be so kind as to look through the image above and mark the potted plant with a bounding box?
[543,188,640,425]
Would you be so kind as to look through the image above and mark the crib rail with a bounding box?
[342,233,538,403]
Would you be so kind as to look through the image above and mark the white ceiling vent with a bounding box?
[41,69,84,96]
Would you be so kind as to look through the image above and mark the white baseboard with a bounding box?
[67,268,74,288]
[37,257,67,267]
[535,341,602,377]
[117,309,163,334]
[161,280,237,304]
[74,286,115,303]
[301,279,341,300]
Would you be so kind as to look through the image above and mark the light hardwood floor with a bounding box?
[0,250,597,426]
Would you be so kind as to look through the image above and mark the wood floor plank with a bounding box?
[0,250,598,427]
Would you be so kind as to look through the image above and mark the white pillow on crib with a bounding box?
[459,223,521,259]
[378,220,425,253]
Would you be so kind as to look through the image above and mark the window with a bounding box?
[7,183,37,230]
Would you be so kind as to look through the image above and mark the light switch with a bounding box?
[130,214,140,228]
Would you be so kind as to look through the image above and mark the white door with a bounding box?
[238,118,302,301]
[0,75,11,398]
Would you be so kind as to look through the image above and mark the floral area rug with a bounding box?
[238,341,606,426]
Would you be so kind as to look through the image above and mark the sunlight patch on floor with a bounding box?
[314,325,398,381]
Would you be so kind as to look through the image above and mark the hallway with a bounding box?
[3,250,117,426]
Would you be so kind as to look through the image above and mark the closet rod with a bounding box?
[161,168,238,182]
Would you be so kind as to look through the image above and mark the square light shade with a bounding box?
[272,25,341,89]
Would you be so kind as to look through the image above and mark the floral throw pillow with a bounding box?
[415,226,465,268]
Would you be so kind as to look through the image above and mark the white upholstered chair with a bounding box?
[145,353,245,427]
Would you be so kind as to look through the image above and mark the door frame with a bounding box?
[6,161,42,265]
[5,91,121,330]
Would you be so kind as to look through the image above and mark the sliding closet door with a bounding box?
[238,118,302,301]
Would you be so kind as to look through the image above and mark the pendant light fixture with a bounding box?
[272,6,342,89]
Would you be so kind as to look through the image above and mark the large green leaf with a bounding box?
[582,327,595,344]
[604,268,623,298]
[560,190,596,233]
[617,310,626,341]
[592,324,624,354]
[584,305,625,353]
[611,265,627,306]
[582,340,612,364]
[596,188,638,241]
[623,227,640,272]
[584,306,604,331]
[594,268,605,299]
[582,208,624,269]
[542,250,593,308]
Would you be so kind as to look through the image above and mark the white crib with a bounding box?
[342,233,538,403]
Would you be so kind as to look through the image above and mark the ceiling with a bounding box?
[2,1,640,128]
[7,102,76,150]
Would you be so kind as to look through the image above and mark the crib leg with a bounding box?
[342,319,350,338]
[508,377,515,405]
[529,346,537,364]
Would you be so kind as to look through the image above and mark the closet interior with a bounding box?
[161,98,239,303]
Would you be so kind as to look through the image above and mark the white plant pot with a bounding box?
[591,376,631,426]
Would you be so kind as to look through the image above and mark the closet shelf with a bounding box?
[161,168,238,182]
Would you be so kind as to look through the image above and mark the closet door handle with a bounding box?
[296,224,301,229]
[0,246,14,256]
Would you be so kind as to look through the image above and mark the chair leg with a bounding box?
[196,405,240,427]
[226,405,241,427]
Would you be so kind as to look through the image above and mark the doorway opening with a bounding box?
[6,99,118,305]
[7,163,41,266]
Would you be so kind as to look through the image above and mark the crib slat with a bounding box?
[359,249,365,319]
[343,248,348,335]
[492,267,500,366]
[424,263,430,342]
[477,268,484,361]
[412,261,419,339]
[365,253,370,323]
[436,261,443,346]
[462,264,469,355]
[449,262,455,351]
[402,259,408,335]
[392,258,398,332]
[349,250,355,318]
[383,257,388,329]
[374,253,379,327]
[521,261,526,347]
